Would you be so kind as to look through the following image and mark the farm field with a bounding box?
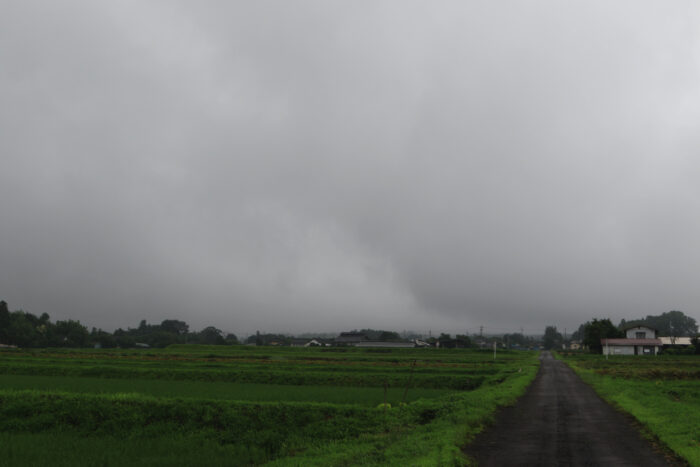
[0,345,539,466]
[558,352,700,466]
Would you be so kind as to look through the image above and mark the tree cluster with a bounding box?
[542,326,564,350]
[502,333,537,349]
[581,318,625,353]
[355,329,404,341]
[619,310,698,337]
[433,333,471,348]
[0,300,237,349]
[244,332,291,346]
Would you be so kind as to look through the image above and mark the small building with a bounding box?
[568,340,583,351]
[289,338,332,347]
[659,336,692,346]
[601,326,661,355]
[601,338,661,355]
[305,338,332,347]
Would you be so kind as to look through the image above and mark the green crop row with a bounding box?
[2,345,533,366]
[0,390,398,465]
[0,374,452,405]
[0,362,487,389]
[0,356,503,377]
[0,356,540,466]
[0,347,540,465]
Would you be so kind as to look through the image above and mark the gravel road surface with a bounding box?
[466,351,678,466]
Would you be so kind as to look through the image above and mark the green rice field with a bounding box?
[0,345,540,466]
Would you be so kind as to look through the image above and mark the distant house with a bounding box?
[289,338,332,347]
[568,340,583,351]
[305,338,332,347]
[601,325,661,356]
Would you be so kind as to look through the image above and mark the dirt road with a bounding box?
[466,352,677,466]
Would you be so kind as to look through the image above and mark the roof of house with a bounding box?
[601,338,662,346]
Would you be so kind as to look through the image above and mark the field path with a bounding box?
[465,351,677,466]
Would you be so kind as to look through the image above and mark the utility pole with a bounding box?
[605,339,609,360]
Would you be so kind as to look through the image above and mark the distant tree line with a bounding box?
[0,300,237,348]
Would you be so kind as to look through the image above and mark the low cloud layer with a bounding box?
[2,1,699,335]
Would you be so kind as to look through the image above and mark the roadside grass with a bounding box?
[559,354,700,466]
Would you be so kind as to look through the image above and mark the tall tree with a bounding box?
[0,301,10,342]
[543,326,563,350]
[583,318,623,353]
[160,319,189,335]
[620,310,698,337]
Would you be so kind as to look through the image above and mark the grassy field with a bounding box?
[0,345,539,466]
[558,352,700,466]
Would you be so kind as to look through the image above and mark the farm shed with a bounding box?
[601,338,661,356]
[659,336,692,346]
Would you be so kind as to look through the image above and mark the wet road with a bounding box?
[466,352,676,466]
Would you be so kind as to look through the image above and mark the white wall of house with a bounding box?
[604,345,635,355]
[625,326,656,339]
[603,344,659,355]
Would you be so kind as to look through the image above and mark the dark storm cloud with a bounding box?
[1,1,699,335]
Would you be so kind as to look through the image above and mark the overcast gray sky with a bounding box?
[2,1,699,336]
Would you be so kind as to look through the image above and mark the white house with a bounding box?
[601,325,661,356]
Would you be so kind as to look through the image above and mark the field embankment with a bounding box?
[0,346,539,466]
[558,352,700,466]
